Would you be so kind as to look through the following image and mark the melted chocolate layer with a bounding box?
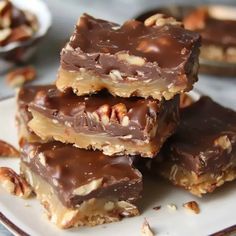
[21,141,142,208]
[29,86,179,140]
[160,97,236,175]
[61,14,200,84]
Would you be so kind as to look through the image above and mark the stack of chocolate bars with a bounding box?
[16,14,203,228]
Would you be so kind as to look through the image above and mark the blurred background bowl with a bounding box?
[0,0,52,73]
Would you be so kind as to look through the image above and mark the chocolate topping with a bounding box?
[71,14,197,67]
[17,85,54,125]
[21,141,142,208]
[161,97,236,175]
[29,86,177,141]
[61,14,200,85]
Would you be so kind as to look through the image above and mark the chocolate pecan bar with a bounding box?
[57,14,200,100]
[20,141,142,228]
[184,6,236,63]
[148,97,236,196]
[28,86,179,157]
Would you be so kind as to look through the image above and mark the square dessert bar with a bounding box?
[184,7,236,63]
[149,97,236,196]
[16,85,54,146]
[57,14,200,100]
[28,86,179,157]
[20,141,142,228]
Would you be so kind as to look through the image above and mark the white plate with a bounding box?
[0,96,236,236]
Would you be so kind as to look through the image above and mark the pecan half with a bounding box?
[0,140,20,157]
[94,103,130,126]
[96,104,111,125]
[6,66,36,88]
[0,167,32,198]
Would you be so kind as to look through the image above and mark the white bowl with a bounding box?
[0,0,52,73]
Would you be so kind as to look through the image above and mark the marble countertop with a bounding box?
[0,0,235,235]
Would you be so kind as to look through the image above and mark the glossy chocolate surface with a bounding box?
[29,86,179,141]
[21,141,142,207]
[17,85,53,125]
[160,97,236,175]
[61,14,200,84]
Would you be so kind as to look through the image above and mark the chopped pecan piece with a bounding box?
[167,203,177,211]
[183,201,200,214]
[96,104,111,125]
[153,205,161,211]
[0,167,32,198]
[95,103,130,126]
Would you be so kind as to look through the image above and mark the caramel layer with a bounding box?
[28,110,172,157]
